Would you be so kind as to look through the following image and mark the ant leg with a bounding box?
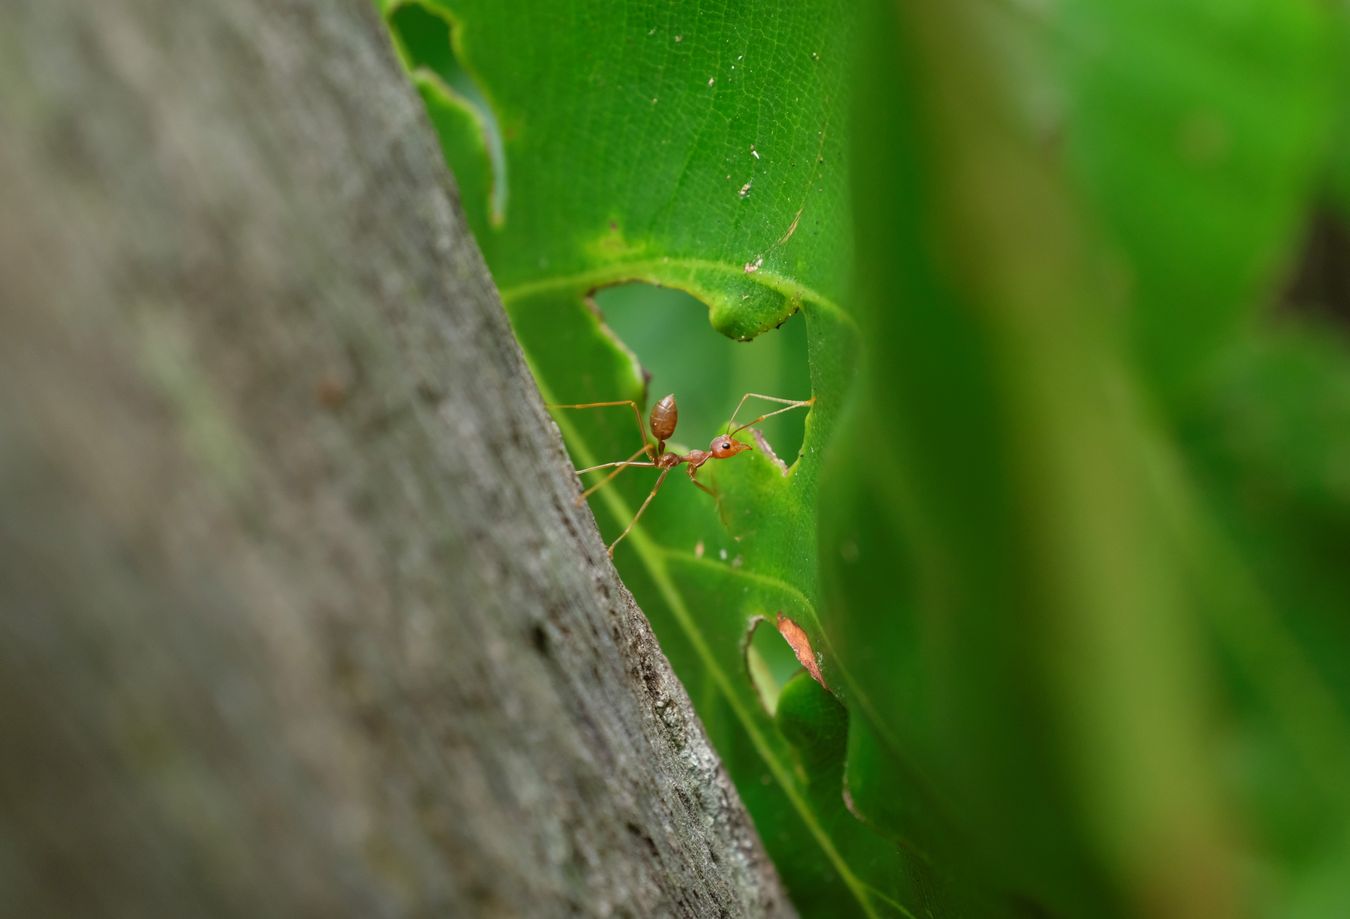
[545,399,653,458]
[577,450,655,477]
[687,464,717,499]
[608,467,671,557]
[726,392,815,435]
[686,464,728,519]
[574,447,655,506]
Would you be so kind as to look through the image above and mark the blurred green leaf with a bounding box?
[825,1,1350,916]
[1174,326,1350,894]
[1327,8,1350,220]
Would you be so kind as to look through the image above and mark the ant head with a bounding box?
[709,435,752,460]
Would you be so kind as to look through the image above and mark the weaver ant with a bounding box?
[547,392,813,556]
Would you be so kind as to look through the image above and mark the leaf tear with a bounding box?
[390,3,509,225]
[753,427,789,475]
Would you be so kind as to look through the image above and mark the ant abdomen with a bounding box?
[649,393,678,443]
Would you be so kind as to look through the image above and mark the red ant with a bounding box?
[547,392,813,556]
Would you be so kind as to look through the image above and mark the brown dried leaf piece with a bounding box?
[775,612,827,689]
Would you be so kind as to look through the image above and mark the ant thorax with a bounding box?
[656,450,688,469]
[678,449,711,470]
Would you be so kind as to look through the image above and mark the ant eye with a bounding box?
[721,442,731,450]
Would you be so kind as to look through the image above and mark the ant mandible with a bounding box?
[547,392,814,556]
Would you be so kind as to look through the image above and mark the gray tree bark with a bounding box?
[0,1,788,916]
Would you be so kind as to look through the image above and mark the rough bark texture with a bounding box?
[0,1,788,916]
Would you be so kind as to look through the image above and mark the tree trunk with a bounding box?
[0,1,788,916]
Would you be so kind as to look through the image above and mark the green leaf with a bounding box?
[385,1,926,914]
[388,1,1350,913]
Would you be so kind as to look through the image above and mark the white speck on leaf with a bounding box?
[738,180,752,198]
[750,145,760,160]
[719,548,728,561]
[674,34,683,43]
[695,540,705,559]
[744,256,763,274]
[707,76,715,87]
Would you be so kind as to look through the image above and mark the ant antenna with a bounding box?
[727,392,814,436]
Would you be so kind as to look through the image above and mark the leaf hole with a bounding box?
[744,616,805,716]
[593,283,811,463]
[389,2,508,226]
